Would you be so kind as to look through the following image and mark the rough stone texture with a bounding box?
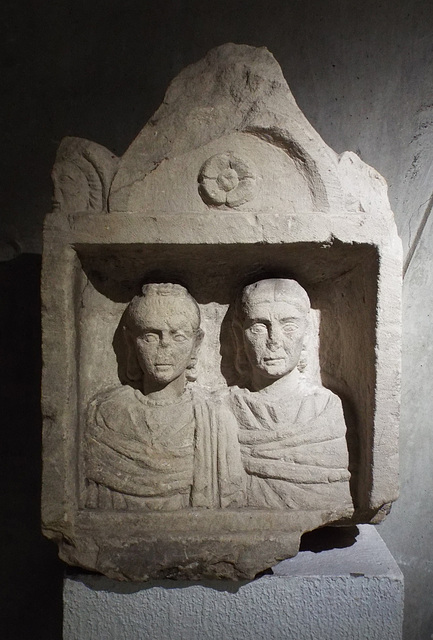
[63,525,404,640]
[4,4,433,637]
[108,43,392,219]
[83,278,352,516]
[52,138,118,214]
[379,195,433,639]
[42,44,402,581]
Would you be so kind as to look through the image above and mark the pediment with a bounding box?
[52,44,392,219]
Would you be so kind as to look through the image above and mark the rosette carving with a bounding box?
[198,152,258,208]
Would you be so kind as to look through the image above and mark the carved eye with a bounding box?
[142,333,159,343]
[281,322,298,334]
[248,323,268,335]
[173,333,188,343]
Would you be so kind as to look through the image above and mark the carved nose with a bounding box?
[159,333,171,348]
[267,340,280,351]
[267,326,283,349]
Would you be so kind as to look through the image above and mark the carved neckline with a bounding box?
[133,387,192,407]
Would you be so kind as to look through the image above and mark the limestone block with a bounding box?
[63,526,404,640]
[42,44,402,580]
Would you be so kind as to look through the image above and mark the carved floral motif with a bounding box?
[41,44,400,582]
[198,152,258,207]
[52,137,118,213]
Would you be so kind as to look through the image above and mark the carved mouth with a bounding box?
[263,357,285,364]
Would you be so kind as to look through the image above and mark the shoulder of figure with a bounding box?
[213,385,249,404]
[188,383,210,403]
[298,379,343,413]
[88,385,136,416]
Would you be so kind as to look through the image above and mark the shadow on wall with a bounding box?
[0,255,63,640]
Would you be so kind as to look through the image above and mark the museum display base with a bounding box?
[63,525,403,640]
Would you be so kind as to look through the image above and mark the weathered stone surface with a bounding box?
[63,526,403,640]
[42,43,402,580]
[52,137,118,213]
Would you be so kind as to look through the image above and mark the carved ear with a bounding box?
[231,318,250,381]
[194,328,204,352]
[191,329,204,363]
[186,329,204,383]
[297,309,315,376]
[124,329,142,382]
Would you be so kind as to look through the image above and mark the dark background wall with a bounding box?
[2,1,433,638]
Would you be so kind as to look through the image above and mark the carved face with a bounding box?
[129,298,199,387]
[243,300,307,382]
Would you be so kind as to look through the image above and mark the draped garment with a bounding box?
[85,385,245,510]
[229,380,352,511]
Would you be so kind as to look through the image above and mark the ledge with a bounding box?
[64,525,403,640]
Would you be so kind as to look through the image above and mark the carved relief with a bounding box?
[52,137,118,213]
[85,278,351,514]
[198,152,258,207]
[42,44,401,581]
[85,282,245,510]
[229,279,351,510]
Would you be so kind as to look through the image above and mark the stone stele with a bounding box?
[42,43,402,581]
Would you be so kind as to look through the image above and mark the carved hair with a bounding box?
[231,278,310,386]
[123,283,203,384]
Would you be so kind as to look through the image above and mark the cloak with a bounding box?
[229,378,352,510]
[85,385,245,510]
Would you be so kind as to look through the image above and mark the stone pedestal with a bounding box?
[63,525,403,640]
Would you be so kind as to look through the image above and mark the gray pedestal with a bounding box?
[63,525,403,640]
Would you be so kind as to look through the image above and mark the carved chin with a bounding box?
[155,370,177,382]
[146,365,179,384]
[256,357,297,379]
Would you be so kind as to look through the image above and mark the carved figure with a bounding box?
[85,283,243,510]
[229,278,352,510]
[41,45,401,581]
